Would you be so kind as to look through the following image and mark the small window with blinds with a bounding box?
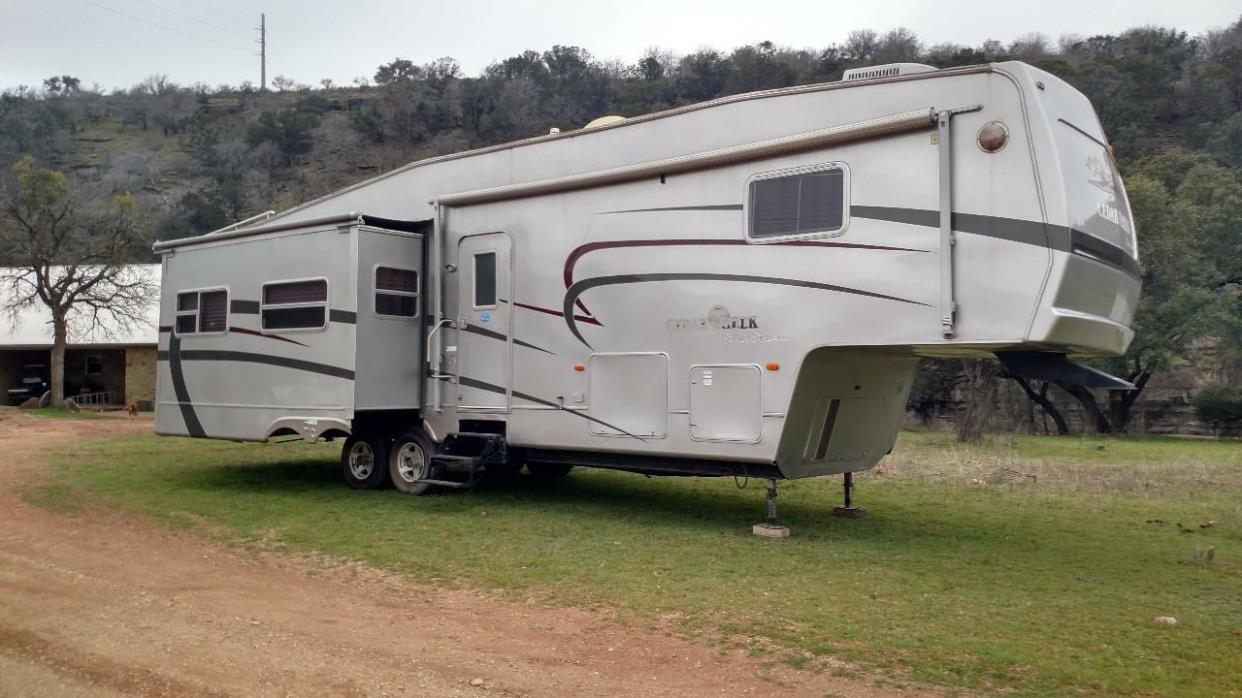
[473,252,497,309]
[374,266,419,318]
[261,278,328,331]
[746,165,848,241]
[175,288,229,336]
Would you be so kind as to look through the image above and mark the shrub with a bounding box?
[1192,384,1242,436]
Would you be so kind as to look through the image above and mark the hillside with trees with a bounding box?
[2,18,1240,433]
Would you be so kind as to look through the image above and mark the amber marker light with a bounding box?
[765,362,780,371]
[573,363,586,372]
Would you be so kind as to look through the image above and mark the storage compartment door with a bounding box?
[689,364,762,442]
[588,353,667,438]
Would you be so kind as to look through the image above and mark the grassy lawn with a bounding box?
[36,430,1242,697]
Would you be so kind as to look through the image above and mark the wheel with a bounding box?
[389,430,434,495]
[526,461,573,480]
[341,436,389,490]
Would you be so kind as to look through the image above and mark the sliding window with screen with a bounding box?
[174,288,229,336]
[746,164,849,242]
[261,278,328,332]
[374,266,419,318]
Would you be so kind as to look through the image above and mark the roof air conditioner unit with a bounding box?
[841,63,937,81]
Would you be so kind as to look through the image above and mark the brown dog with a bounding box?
[127,402,139,418]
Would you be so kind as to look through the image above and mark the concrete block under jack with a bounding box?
[832,506,866,519]
[752,523,790,539]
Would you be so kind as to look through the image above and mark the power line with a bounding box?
[79,0,253,53]
[175,0,253,29]
[127,0,253,38]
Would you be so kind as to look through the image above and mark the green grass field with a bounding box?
[34,430,1242,697]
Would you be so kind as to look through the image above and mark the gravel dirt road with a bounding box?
[0,413,942,697]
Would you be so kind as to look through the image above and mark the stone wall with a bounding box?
[124,346,157,409]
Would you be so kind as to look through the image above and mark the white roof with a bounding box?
[0,264,160,348]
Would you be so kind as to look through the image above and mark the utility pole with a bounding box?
[258,13,266,91]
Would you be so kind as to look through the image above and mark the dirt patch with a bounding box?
[0,413,945,697]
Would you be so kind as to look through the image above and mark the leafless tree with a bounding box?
[0,157,157,406]
[844,29,879,63]
[956,359,1000,442]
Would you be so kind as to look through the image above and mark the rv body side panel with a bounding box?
[423,68,1055,476]
[155,224,358,441]
[353,227,425,411]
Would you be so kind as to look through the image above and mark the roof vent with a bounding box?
[583,115,626,129]
[841,63,937,82]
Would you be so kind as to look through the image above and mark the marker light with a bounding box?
[977,121,1009,152]
[765,362,780,371]
[573,363,585,372]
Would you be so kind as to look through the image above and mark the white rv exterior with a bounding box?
[154,62,1140,490]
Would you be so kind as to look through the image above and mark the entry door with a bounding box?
[456,233,512,411]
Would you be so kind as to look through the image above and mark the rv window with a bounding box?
[175,291,198,334]
[261,279,328,331]
[199,290,228,333]
[473,252,497,308]
[176,288,229,336]
[748,167,846,239]
[375,266,419,318]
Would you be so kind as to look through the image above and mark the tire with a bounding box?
[389,430,434,495]
[526,461,573,480]
[341,436,389,490]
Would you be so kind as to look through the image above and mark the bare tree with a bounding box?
[0,157,157,406]
[844,29,879,63]
[956,359,1000,442]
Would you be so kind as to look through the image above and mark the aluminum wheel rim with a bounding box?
[347,441,374,480]
[396,442,427,483]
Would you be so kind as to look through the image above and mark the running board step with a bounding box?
[410,477,474,489]
[417,433,511,490]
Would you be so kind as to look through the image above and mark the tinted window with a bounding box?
[199,290,228,332]
[85,355,103,376]
[474,252,497,308]
[175,313,197,335]
[261,279,328,331]
[376,294,418,317]
[375,266,418,318]
[263,306,327,330]
[376,267,418,293]
[264,280,327,305]
[749,168,845,238]
[177,292,198,312]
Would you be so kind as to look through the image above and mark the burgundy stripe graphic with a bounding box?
[562,238,928,316]
[499,299,603,326]
[158,325,306,347]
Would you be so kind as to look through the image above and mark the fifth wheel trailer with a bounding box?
[154,60,1140,502]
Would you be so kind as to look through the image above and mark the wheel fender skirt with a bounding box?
[995,352,1135,391]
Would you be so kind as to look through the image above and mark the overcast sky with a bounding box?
[2,0,1239,91]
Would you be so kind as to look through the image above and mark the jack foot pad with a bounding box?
[832,506,866,519]
[752,523,790,539]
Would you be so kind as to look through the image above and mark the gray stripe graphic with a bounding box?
[562,272,930,347]
[461,323,555,355]
[229,299,358,324]
[850,205,1141,279]
[158,349,355,380]
[597,204,744,215]
[451,375,646,440]
[166,333,205,437]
